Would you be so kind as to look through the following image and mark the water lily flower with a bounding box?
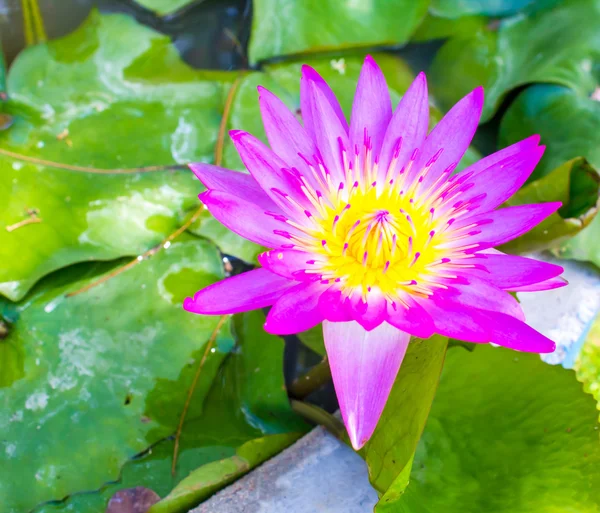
[185,56,566,450]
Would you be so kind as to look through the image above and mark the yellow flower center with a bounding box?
[300,180,447,300]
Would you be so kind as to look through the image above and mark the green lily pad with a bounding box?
[411,13,487,42]
[500,85,600,182]
[0,11,240,301]
[500,157,599,254]
[132,0,198,16]
[149,433,302,513]
[0,237,235,513]
[33,308,307,513]
[248,0,429,65]
[377,345,600,512]
[363,336,449,499]
[429,0,600,121]
[499,84,600,265]
[576,313,600,405]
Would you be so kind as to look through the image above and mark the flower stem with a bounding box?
[290,399,345,439]
[288,357,331,399]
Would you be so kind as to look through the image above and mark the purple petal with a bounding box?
[264,281,324,335]
[482,311,556,353]
[378,72,429,182]
[200,189,298,248]
[444,146,545,214]
[467,252,564,289]
[411,87,484,193]
[452,134,540,178]
[386,298,436,339]
[189,163,277,211]
[257,86,320,185]
[257,249,317,280]
[184,268,295,315]
[301,71,350,184]
[345,289,388,331]
[230,130,310,215]
[323,320,410,450]
[300,65,348,138]
[441,276,525,321]
[440,202,562,250]
[319,288,354,322]
[419,298,491,342]
[507,275,568,292]
[349,55,392,160]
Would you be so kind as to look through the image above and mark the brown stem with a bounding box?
[289,357,332,399]
[290,400,344,439]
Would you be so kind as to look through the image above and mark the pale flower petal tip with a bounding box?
[324,321,411,450]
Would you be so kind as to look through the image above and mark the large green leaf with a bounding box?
[429,0,600,121]
[377,345,600,512]
[0,237,234,513]
[576,313,600,406]
[500,85,600,181]
[248,0,429,64]
[0,11,235,301]
[499,84,600,265]
[33,308,307,513]
[500,158,599,254]
[133,0,198,16]
[363,336,449,501]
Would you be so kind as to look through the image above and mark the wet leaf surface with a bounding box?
[377,345,600,512]
[30,306,307,513]
[248,0,429,64]
[0,10,234,301]
[429,0,559,18]
[0,237,233,512]
[430,0,600,121]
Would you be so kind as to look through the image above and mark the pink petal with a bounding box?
[444,146,545,214]
[412,87,484,194]
[300,65,348,138]
[467,253,564,289]
[183,268,295,315]
[319,287,353,322]
[507,275,568,292]
[257,86,321,188]
[345,288,388,331]
[264,281,324,335]
[189,163,277,211]
[386,298,436,339]
[378,72,429,183]
[349,55,392,161]
[482,311,556,353]
[230,130,310,216]
[452,134,540,178]
[200,190,297,248]
[257,249,317,281]
[442,276,525,321]
[440,202,562,250]
[323,320,410,450]
[301,72,350,184]
[418,298,491,342]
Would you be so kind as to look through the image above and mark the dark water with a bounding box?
[0,0,252,70]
